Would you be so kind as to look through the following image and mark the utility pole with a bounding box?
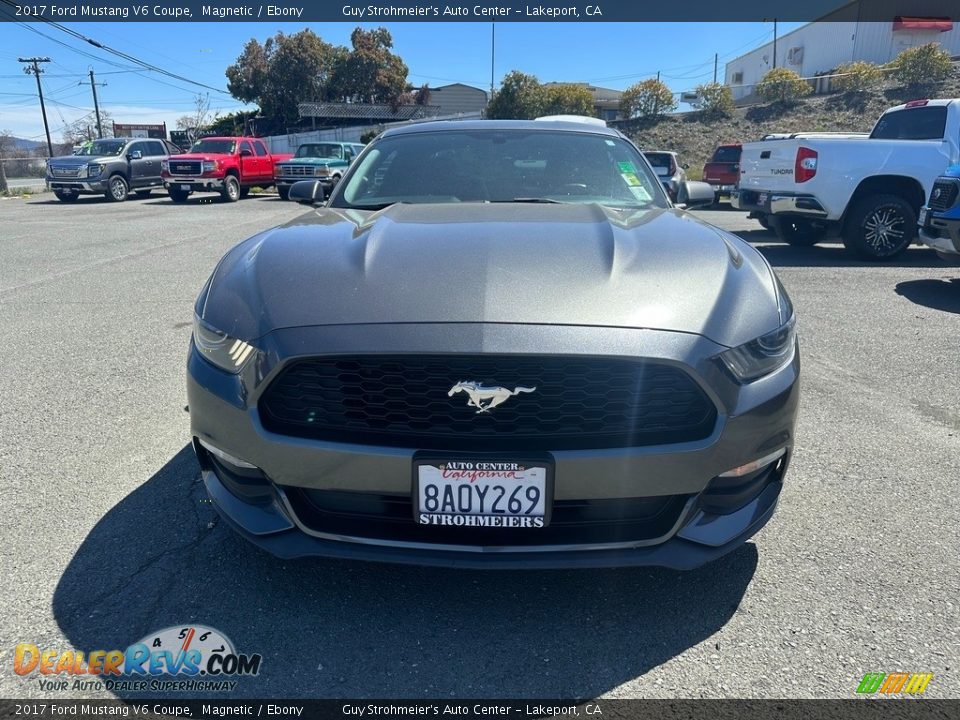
[773,19,778,69]
[88,69,106,139]
[490,23,495,97]
[18,57,53,157]
[713,53,718,84]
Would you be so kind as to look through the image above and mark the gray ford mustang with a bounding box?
[187,119,799,569]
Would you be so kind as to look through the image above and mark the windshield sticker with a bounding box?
[628,185,652,201]
[620,172,643,187]
[617,162,636,173]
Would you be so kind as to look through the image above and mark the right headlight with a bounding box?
[719,314,797,383]
[192,314,256,374]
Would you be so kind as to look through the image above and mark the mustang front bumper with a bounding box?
[187,322,800,569]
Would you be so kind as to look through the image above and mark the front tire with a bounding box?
[105,175,128,202]
[221,175,240,202]
[771,216,826,246]
[168,187,190,203]
[842,194,915,261]
[54,189,79,202]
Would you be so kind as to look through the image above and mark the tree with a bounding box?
[542,83,595,116]
[414,83,432,106]
[175,94,217,136]
[833,61,886,93]
[486,71,545,119]
[692,82,735,118]
[226,29,347,131]
[620,79,677,119]
[890,42,954,89]
[755,68,812,104]
[62,110,114,145]
[329,28,408,107]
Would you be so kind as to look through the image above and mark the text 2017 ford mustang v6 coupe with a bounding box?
[187,119,799,569]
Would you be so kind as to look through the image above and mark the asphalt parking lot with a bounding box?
[1,193,958,700]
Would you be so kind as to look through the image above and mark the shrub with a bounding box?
[694,82,735,117]
[620,79,677,119]
[890,43,954,88]
[833,61,886,93]
[360,129,379,144]
[542,83,595,117]
[756,68,812,103]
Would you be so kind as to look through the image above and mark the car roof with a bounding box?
[380,119,623,139]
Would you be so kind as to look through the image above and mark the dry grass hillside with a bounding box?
[617,75,960,179]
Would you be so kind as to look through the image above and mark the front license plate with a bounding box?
[918,208,928,226]
[180,184,191,191]
[415,457,550,528]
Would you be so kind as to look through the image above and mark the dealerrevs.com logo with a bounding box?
[14,625,261,693]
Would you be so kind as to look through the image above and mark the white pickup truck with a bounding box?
[732,99,960,260]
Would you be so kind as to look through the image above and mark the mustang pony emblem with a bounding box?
[448,381,537,414]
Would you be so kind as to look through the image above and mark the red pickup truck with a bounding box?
[161,136,292,203]
[701,143,742,203]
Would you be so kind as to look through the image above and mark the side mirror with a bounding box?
[675,181,716,209]
[682,163,690,170]
[239,148,253,157]
[129,150,143,160]
[289,179,325,207]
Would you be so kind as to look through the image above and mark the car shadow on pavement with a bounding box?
[53,445,758,699]
[895,277,960,314]
[735,233,948,269]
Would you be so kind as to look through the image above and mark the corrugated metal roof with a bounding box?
[297,103,442,121]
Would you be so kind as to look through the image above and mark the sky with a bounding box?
[0,20,804,142]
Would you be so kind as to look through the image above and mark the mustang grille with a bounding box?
[168,161,202,175]
[259,355,718,450]
[929,179,959,211]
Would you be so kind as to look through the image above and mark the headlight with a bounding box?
[160,160,169,172]
[314,166,330,177]
[203,160,217,172]
[192,314,256,374]
[86,163,104,177]
[719,314,797,382]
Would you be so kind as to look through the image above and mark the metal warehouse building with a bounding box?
[725,15,960,101]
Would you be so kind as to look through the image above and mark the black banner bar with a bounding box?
[0,0,958,23]
[0,700,958,720]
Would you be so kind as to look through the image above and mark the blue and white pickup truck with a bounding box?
[273,141,365,200]
[919,165,960,263]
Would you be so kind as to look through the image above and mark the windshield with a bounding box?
[189,139,237,154]
[295,143,344,159]
[75,139,126,156]
[333,130,668,210]
[711,146,741,163]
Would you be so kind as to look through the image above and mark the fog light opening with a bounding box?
[197,438,258,470]
[719,448,786,478]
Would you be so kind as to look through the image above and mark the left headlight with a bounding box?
[719,314,797,383]
[86,163,104,177]
[192,314,256,374]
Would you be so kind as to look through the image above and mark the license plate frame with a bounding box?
[180,184,192,191]
[412,453,554,529]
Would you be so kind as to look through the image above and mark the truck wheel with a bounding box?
[106,175,128,202]
[221,176,241,202]
[168,188,190,203]
[771,216,825,246]
[54,189,79,202]
[843,194,915,261]
[277,186,289,201]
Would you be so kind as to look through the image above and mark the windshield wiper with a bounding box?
[489,197,566,204]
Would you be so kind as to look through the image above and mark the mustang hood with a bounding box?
[201,203,781,348]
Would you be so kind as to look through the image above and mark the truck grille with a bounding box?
[49,166,82,177]
[278,165,316,178]
[168,161,202,176]
[259,354,718,451]
[929,179,959,211]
